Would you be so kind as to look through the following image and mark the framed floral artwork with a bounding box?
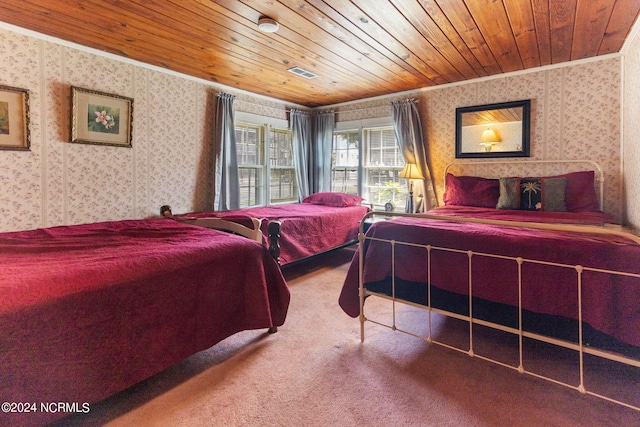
[0,85,30,151]
[71,86,133,147]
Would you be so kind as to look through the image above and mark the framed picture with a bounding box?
[71,86,133,147]
[0,85,30,151]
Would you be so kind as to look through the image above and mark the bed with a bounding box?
[171,192,370,266]
[339,160,640,411]
[0,218,290,427]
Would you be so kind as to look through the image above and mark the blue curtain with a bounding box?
[390,99,437,212]
[312,110,335,193]
[290,109,312,200]
[214,92,240,211]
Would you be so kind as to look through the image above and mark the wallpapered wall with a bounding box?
[0,25,629,232]
[335,57,623,224]
[623,27,640,230]
[0,27,291,232]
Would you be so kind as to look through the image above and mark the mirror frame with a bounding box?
[455,99,531,158]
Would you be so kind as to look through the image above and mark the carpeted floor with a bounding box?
[52,247,640,426]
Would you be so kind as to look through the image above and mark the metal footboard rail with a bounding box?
[357,211,640,412]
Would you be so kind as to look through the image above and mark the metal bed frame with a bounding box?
[357,160,640,411]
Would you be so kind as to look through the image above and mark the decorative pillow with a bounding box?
[302,192,364,207]
[497,177,567,211]
[443,173,500,208]
[550,171,600,212]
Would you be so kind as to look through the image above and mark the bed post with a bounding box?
[268,221,282,265]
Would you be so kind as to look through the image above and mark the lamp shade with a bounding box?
[480,128,501,143]
[399,163,424,180]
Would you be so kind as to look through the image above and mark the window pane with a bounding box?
[331,167,358,194]
[332,130,359,194]
[270,128,297,203]
[270,128,293,167]
[270,168,297,203]
[364,167,407,206]
[362,127,406,205]
[238,167,264,207]
[236,123,265,208]
[236,125,264,166]
[364,127,403,167]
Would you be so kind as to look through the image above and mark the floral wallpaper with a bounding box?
[333,58,625,223]
[623,28,640,231]
[0,27,293,232]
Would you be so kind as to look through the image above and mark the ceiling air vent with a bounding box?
[287,67,318,79]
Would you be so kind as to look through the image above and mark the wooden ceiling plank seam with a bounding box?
[321,0,446,85]
[14,0,320,91]
[162,1,386,95]
[216,51,374,100]
[306,0,440,85]
[0,4,207,67]
[238,0,417,92]
[548,0,578,64]
[350,0,467,82]
[274,0,427,89]
[114,0,389,96]
[390,0,482,80]
[2,0,638,107]
[416,0,490,77]
[463,0,525,73]
[25,0,240,66]
[0,2,337,104]
[124,0,384,91]
[531,0,553,66]
[260,0,414,82]
[504,0,542,69]
[434,0,503,75]
[571,0,615,60]
[598,0,640,55]
[206,0,412,91]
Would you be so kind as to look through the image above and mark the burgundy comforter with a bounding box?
[179,203,370,265]
[339,207,640,348]
[0,219,290,427]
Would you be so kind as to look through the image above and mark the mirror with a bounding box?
[455,99,531,158]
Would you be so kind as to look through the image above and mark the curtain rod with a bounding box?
[234,99,292,114]
[334,98,418,114]
[233,97,417,115]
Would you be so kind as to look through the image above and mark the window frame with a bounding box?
[235,112,295,208]
[333,118,407,209]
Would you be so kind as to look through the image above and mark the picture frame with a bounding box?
[71,86,133,147]
[455,99,531,158]
[0,85,30,151]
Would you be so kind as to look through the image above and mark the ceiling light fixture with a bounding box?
[258,17,279,33]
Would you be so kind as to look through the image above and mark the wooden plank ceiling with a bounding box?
[0,0,639,107]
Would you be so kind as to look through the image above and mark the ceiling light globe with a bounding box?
[258,18,279,33]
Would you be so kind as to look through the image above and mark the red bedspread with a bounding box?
[339,209,640,348]
[179,203,370,265]
[0,219,289,427]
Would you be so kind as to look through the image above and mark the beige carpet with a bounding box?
[52,247,640,426]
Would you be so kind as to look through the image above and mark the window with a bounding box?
[269,127,297,203]
[235,114,297,208]
[235,123,265,207]
[331,130,359,194]
[362,126,406,206]
[332,122,407,208]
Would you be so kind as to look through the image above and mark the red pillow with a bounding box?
[443,174,500,208]
[550,171,600,212]
[302,192,364,207]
